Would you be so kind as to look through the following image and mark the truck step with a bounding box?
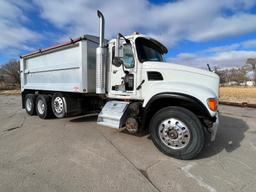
[97,101,130,129]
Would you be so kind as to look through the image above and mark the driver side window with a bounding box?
[122,44,135,68]
[112,44,135,68]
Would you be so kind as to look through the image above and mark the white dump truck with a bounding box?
[20,11,219,159]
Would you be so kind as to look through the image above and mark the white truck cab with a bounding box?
[20,11,219,159]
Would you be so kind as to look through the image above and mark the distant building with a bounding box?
[240,82,246,86]
[226,81,239,86]
[246,80,255,87]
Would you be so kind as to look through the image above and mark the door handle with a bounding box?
[113,70,118,74]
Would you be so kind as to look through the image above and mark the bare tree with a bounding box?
[215,67,248,86]
[1,60,20,85]
[215,68,227,84]
[229,68,247,84]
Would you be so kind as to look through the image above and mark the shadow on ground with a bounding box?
[69,114,98,122]
[69,113,249,159]
[120,128,150,137]
[198,115,249,159]
[70,114,150,137]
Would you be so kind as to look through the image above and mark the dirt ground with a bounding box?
[220,87,256,104]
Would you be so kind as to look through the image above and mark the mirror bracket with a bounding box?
[115,34,124,58]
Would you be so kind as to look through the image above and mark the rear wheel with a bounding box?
[51,93,66,118]
[150,106,204,160]
[35,95,52,119]
[25,94,36,115]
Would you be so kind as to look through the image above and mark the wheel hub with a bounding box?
[158,118,191,149]
[37,99,45,114]
[125,117,139,134]
[167,129,178,139]
[54,97,64,114]
[26,99,32,111]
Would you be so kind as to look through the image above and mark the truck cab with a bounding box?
[107,34,219,116]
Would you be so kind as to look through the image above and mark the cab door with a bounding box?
[109,43,137,97]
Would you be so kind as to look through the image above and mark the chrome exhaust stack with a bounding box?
[96,10,106,94]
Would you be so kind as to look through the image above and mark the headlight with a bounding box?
[207,98,218,111]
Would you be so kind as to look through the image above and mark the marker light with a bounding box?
[207,98,218,111]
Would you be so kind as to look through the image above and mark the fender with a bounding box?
[141,92,214,130]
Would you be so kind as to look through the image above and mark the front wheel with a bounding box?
[150,106,204,160]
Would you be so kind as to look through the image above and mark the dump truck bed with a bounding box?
[20,35,99,93]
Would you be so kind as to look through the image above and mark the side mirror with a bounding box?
[115,35,123,58]
[113,57,123,67]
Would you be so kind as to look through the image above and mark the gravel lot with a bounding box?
[0,95,256,192]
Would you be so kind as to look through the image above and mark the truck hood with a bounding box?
[142,61,219,79]
[141,61,220,116]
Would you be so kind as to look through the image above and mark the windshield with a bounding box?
[136,37,164,62]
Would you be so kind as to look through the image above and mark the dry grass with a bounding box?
[0,89,20,95]
[220,87,256,104]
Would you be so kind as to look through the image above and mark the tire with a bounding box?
[150,106,204,160]
[25,94,36,115]
[35,95,52,119]
[51,93,66,118]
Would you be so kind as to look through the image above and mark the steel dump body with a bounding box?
[20,35,99,93]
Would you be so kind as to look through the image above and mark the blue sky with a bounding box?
[1,0,256,69]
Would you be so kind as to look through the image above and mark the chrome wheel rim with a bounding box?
[53,97,64,114]
[37,99,45,114]
[158,118,191,149]
[26,98,32,111]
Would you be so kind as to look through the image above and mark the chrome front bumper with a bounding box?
[210,112,219,141]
